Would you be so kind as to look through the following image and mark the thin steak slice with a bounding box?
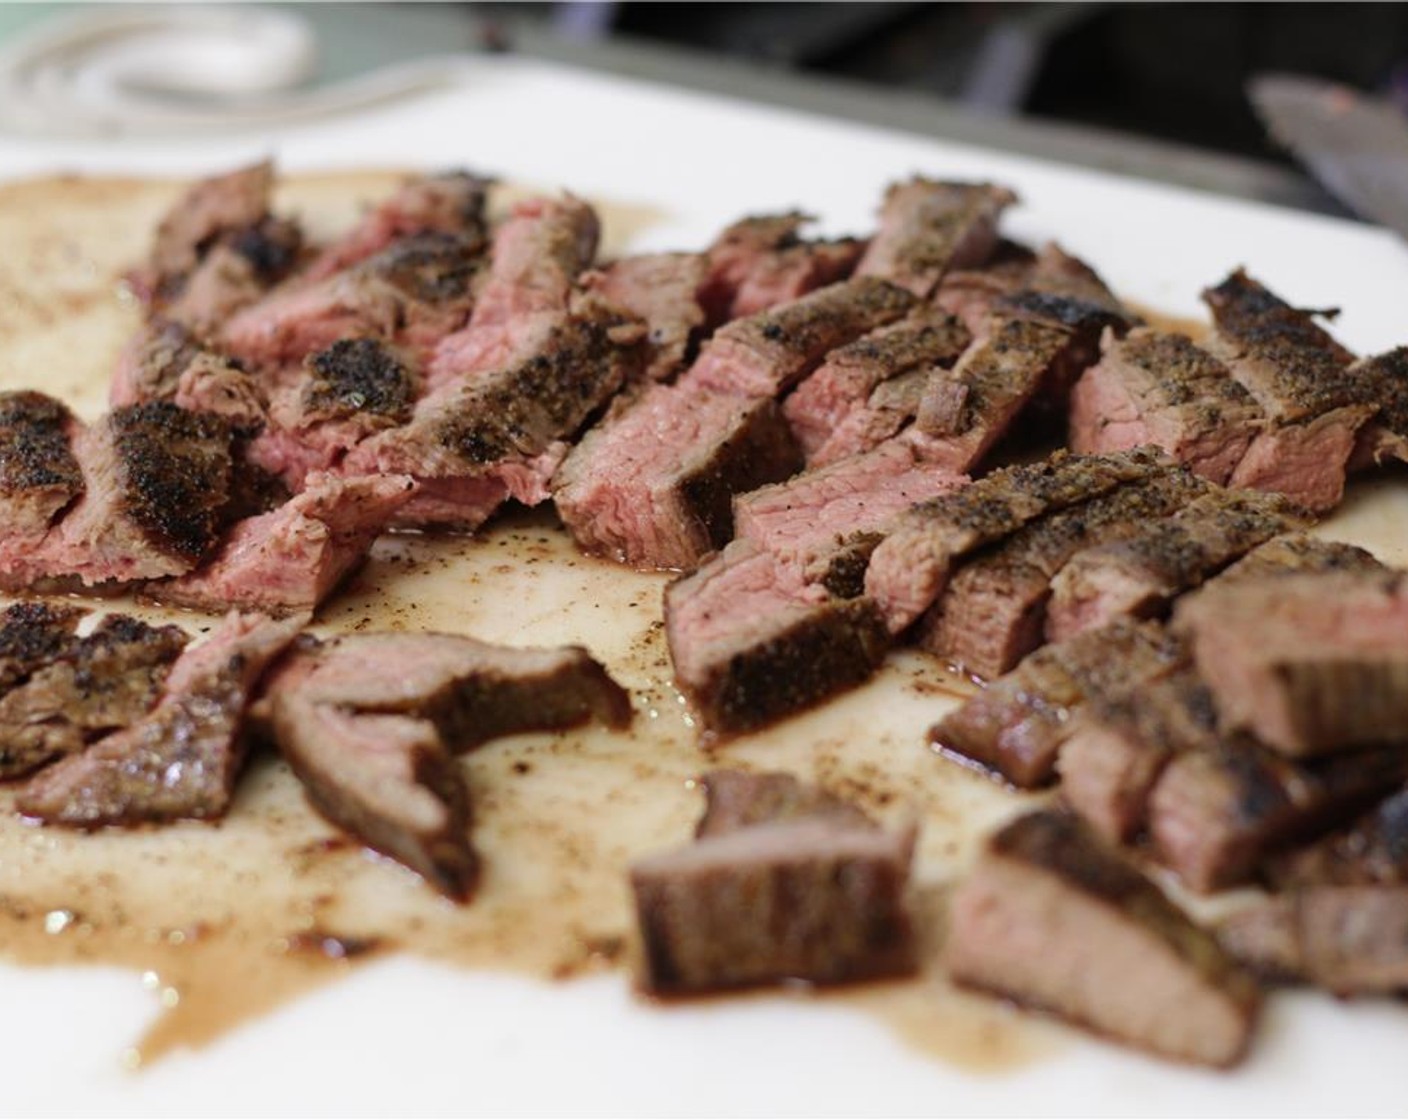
[946,809,1260,1068]
[930,618,1183,788]
[701,211,864,321]
[1068,328,1263,484]
[109,320,266,433]
[0,602,83,690]
[665,540,890,735]
[1213,532,1384,585]
[631,812,915,993]
[0,391,84,549]
[18,612,303,826]
[694,769,876,838]
[222,231,482,374]
[1346,346,1408,465]
[302,170,492,282]
[1057,666,1222,845]
[147,473,417,616]
[553,380,802,570]
[732,432,968,597]
[582,251,708,382]
[1266,787,1408,888]
[865,447,1170,635]
[1145,739,1408,893]
[688,277,916,398]
[1203,269,1371,511]
[3,402,234,590]
[856,179,1016,297]
[0,615,188,779]
[426,195,599,390]
[267,631,628,899]
[1219,886,1408,994]
[1046,488,1309,642]
[783,307,972,464]
[1176,570,1408,758]
[923,466,1206,679]
[163,215,304,336]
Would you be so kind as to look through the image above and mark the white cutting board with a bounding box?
[3,54,1408,1119]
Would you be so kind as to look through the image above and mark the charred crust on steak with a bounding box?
[0,391,83,499]
[370,232,482,304]
[302,339,417,424]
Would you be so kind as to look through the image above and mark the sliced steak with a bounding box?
[1214,532,1384,585]
[732,432,967,597]
[695,769,876,838]
[631,815,915,993]
[1058,667,1222,845]
[1068,328,1263,484]
[109,321,265,434]
[1347,346,1408,465]
[1046,488,1309,642]
[426,195,599,390]
[1219,886,1408,994]
[302,170,491,282]
[222,231,482,374]
[783,308,972,465]
[934,239,1039,335]
[3,403,234,589]
[1267,787,1408,888]
[267,631,628,899]
[17,612,303,826]
[701,211,864,321]
[0,602,84,691]
[1176,570,1408,758]
[930,618,1183,788]
[147,473,417,616]
[924,467,1206,679]
[1203,270,1371,511]
[0,615,187,779]
[0,391,84,549]
[554,380,801,570]
[856,179,1016,297]
[865,447,1171,635]
[665,540,890,735]
[1145,740,1408,892]
[582,251,708,381]
[946,809,1260,1068]
[163,216,304,335]
[688,277,916,398]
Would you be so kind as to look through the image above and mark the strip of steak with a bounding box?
[147,473,417,616]
[426,195,599,390]
[665,540,890,735]
[553,380,801,569]
[1058,666,1222,845]
[1219,886,1408,993]
[930,618,1183,788]
[302,170,491,283]
[1176,570,1408,758]
[1347,346,1408,465]
[631,816,916,993]
[688,277,916,398]
[17,612,303,826]
[1267,787,1408,888]
[1068,328,1263,484]
[945,809,1260,1068]
[1214,532,1384,585]
[924,467,1207,679]
[1145,740,1408,892]
[0,391,84,549]
[732,432,968,597]
[933,239,1039,336]
[109,321,266,436]
[856,179,1016,297]
[1203,269,1371,511]
[163,216,304,336]
[695,769,876,838]
[865,447,1170,634]
[1046,488,1309,642]
[2,402,234,589]
[582,251,708,382]
[783,308,972,464]
[222,231,482,374]
[0,602,83,690]
[0,615,187,779]
[701,211,864,321]
[267,632,628,899]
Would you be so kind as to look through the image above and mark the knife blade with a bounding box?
[1248,72,1408,241]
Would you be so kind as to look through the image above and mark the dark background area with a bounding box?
[536,2,1408,165]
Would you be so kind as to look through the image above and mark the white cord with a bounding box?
[0,5,475,138]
